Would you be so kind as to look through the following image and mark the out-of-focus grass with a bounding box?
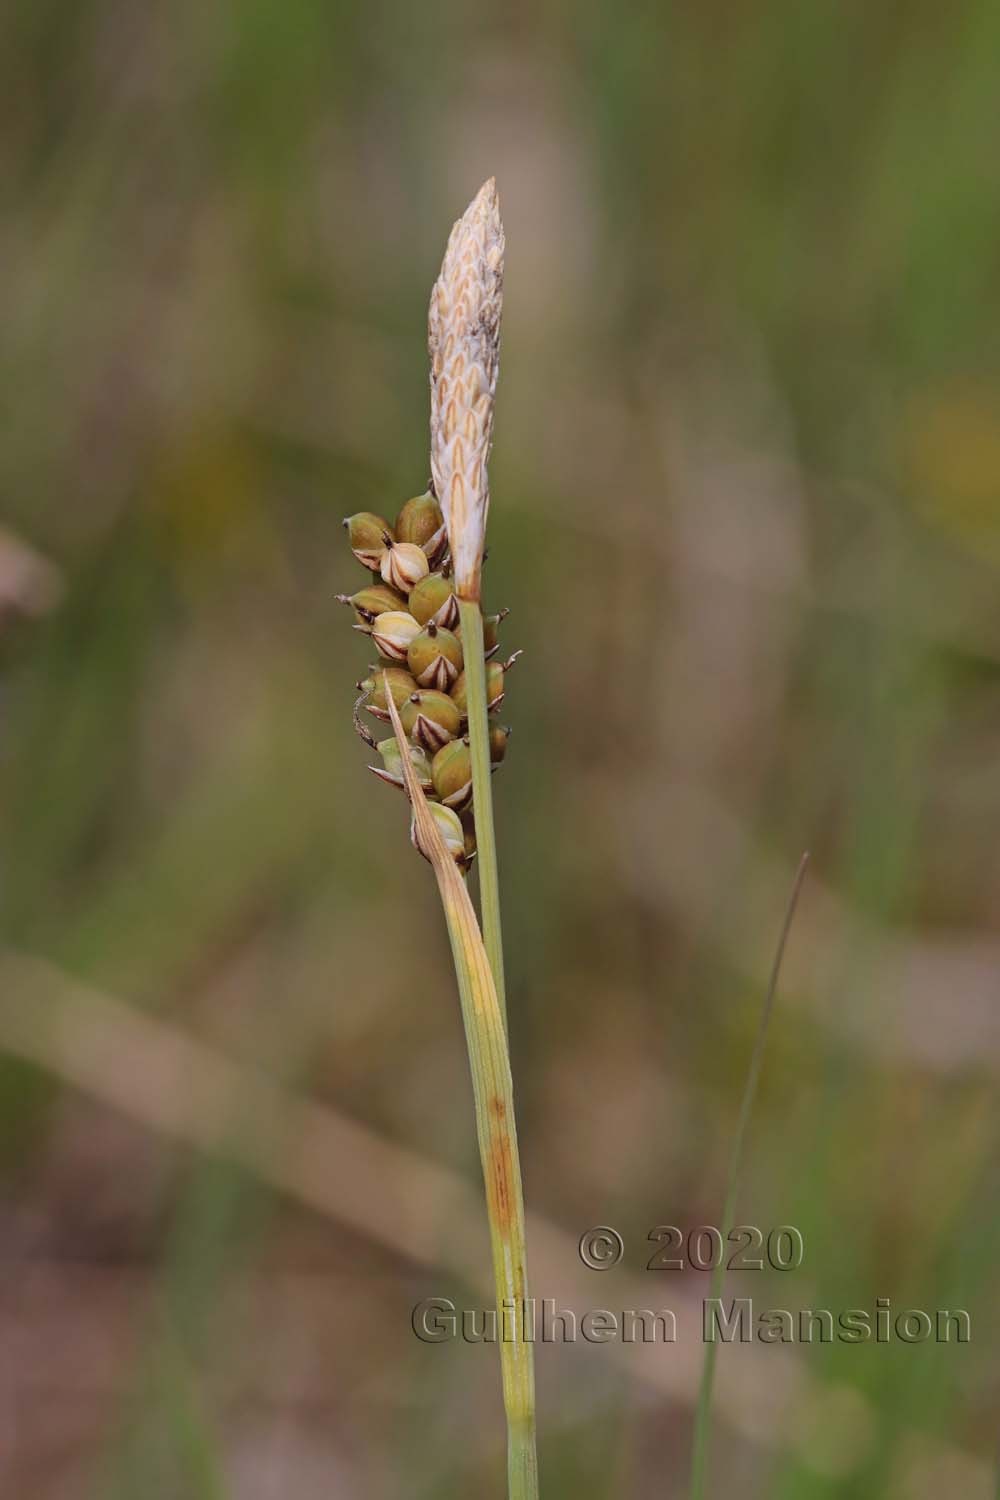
[2,0,999,1496]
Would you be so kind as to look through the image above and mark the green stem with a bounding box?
[689,853,809,1500]
[459,597,507,1027]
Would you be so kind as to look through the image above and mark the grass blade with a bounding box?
[458,596,507,1027]
[384,675,538,1498]
[689,851,810,1500]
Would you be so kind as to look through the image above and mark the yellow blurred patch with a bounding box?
[148,428,284,584]
[903,385,1000,561]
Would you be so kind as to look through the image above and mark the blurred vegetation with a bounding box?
[2,1,999,1496]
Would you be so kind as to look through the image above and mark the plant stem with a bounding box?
[439,895,538,1499]
[384,677,538,1498]
[459,597,507,1028]
[689,853,809,1500]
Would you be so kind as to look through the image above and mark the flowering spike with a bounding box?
[359,667,417,720]
[431,737,473,811]
[395,491,444,551]
[380,539,430,593]
[369,736,434,793]
[370,610,420,663]
[344,512,393,570]
[414,801,466,863]
[336,584,408,623]
[408,571,458,629]
[408,623,463,690]
[428,180,504,603]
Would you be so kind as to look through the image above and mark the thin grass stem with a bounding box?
[689,852,810,1500]
[459,596,507,1028]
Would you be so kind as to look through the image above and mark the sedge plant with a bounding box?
[339,181,538,1498]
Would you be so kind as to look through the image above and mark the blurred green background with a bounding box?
[2,1,1000,1495]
